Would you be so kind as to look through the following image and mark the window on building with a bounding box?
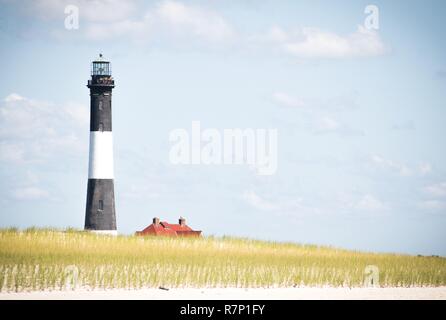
[98,200,104,211]
[99,122,104,131]
[98,100,103,110]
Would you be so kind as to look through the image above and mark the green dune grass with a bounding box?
[0,228,445,292]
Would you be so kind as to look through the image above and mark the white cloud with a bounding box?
[12,187,49,200]
[85,18,150,41]
[264,25,386,59]
[84,0,235,43]
[154,0,234,42]
[0,94,88,203]
[0,142,25,163]
[62,102,89,125]
[272,92,306,108]
[27,2,389,56]
[244,189,390,218]
[33,0,137,22]
[4,93,26,103]
[418,200,446,211]
[273,91,359,112]
[122,184,161,200]
[424,182,446,198]
[313,117,363,136]
[264,25,288,42]
[242,190,278,211]
[418,183,446,213]
[370,154,412,177]
[0,93,88,164]
[241,189,325,218]
[314,117,340,132]
[369,155,434,178]
[272,91,363,136]
[354,194,387,212]
[418,162,432,175]
[337,191,389,214]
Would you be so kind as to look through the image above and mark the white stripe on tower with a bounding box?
[88,131,114,179]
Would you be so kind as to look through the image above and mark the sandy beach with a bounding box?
[1,287,445,300]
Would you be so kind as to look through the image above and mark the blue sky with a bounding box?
[0,0,445,255]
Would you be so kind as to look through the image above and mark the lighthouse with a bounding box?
[84,54,117,235]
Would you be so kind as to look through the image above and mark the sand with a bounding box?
[1,287,445,300]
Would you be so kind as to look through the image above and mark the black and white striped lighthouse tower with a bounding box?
[84,54,117,235]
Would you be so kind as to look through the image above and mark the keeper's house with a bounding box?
[136,217,202,237]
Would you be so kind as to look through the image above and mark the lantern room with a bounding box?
[88,54,114,88]
[91,53,111,76]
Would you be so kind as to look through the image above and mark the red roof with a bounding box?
[136,218,201,237]
[160,221,193,232]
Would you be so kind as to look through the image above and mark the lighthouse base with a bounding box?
[85,179,117,231]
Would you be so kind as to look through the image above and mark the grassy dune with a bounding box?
[0,228,445,292]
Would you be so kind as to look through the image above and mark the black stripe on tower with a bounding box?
[90,89,112,131]
[85,179,116,230]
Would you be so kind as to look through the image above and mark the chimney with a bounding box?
[153,217,160,225]
[179,217,186,226]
